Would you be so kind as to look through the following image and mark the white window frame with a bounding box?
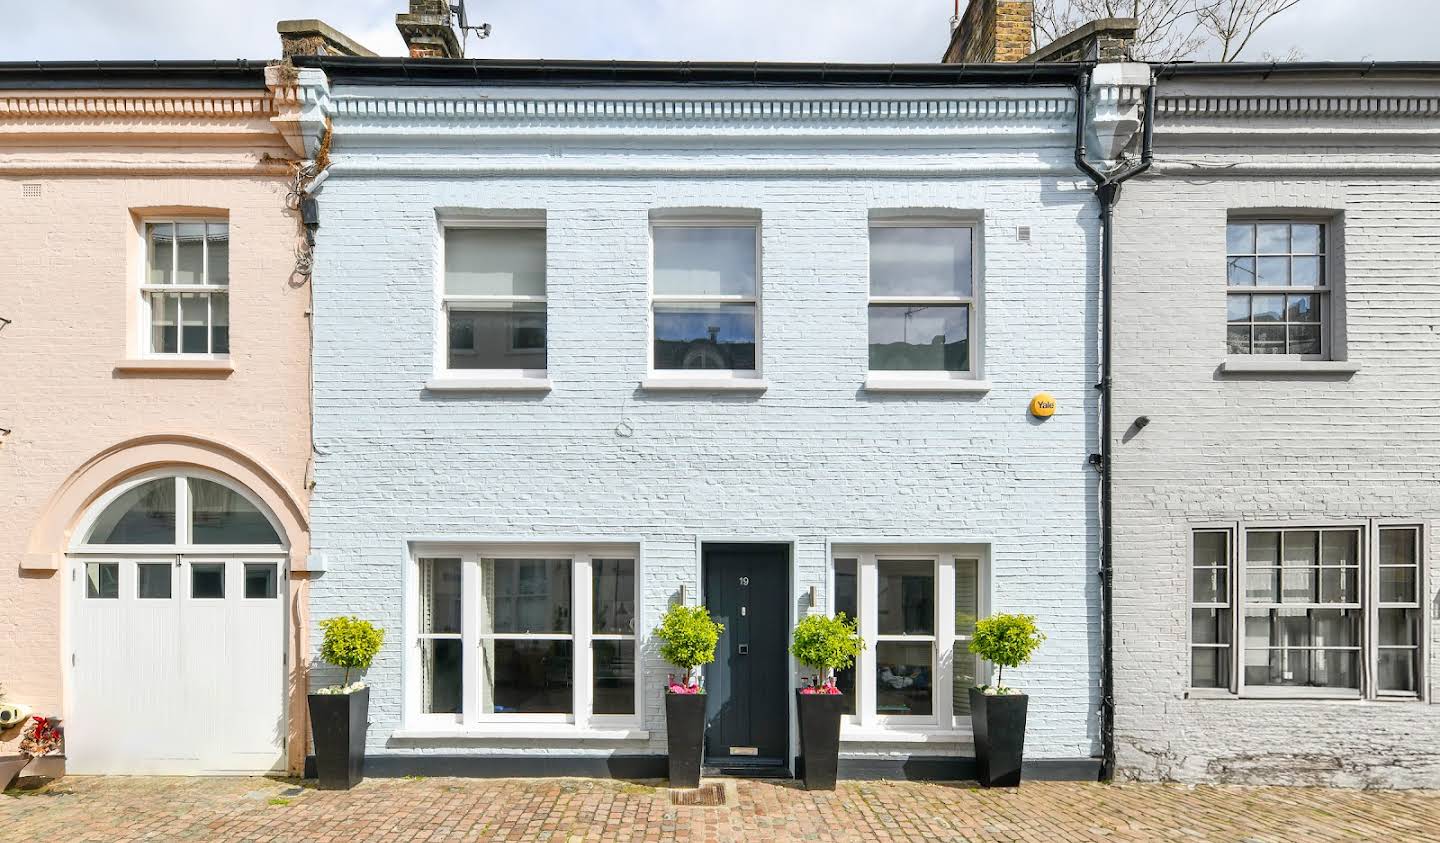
[1186,520,1427,702]
[432,215,549,387]
[1224,216,1333,361]
[865,216,982,386]
[68,468,289,556]
[832,545,989,737]
[138,217,230,359]
[647,215,764,384]
[404,543,642,733]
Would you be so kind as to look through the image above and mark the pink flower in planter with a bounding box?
[800,681,841,695]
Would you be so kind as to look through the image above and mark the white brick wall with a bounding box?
[1111,79,1440,788]
[308,85,1103,762]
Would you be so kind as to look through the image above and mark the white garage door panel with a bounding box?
[70,556,285,775]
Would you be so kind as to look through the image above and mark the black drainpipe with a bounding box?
[1073,67,1156,782]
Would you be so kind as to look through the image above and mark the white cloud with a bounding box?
[0,0,1434,63]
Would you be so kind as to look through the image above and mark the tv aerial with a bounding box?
[450,1,492,54]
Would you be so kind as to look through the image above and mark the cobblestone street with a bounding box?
[5,775,1439,842]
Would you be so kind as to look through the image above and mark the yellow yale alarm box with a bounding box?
[1030,392,1057,419]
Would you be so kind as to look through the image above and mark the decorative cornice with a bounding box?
[0,92,277,119]
[1158,94,1440,120]
[326,94,1076,125]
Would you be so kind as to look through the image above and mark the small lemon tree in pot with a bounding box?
[789,613,863,791]
[967,613,1046,788]
[654,603,723,788]
[308,616,384,790]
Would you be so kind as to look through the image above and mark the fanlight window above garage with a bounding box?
[82,474,283,547]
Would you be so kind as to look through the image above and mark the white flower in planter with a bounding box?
[315,681,368,695]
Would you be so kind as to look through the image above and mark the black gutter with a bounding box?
[1153,60,1440,79]
[291,55,1087,87]
[0,60,269,89]
[1074,68,1156,784]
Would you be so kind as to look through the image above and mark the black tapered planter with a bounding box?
[665,693,707,788]
[795,691,844,791]
[308,686,369,790]
[969,688,1028,788]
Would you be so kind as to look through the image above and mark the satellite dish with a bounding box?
[450,0,492,55]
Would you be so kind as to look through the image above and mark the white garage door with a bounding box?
[66,473,288,775]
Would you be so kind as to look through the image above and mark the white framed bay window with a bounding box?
[431,214,549,391]
[405,544,640,734]
[1189,522,1426,700]
[832,546,987,734]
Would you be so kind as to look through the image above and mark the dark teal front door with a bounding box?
[702,543,790,771]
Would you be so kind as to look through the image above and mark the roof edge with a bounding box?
[1154,61,1440,80]
[290,55,1089,87]
[0,60,270,89]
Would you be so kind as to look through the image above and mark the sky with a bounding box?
[1,0,1436,64]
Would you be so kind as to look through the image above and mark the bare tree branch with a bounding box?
[1031,0,1308,62]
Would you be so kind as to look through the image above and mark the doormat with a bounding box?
[669,783,726,807]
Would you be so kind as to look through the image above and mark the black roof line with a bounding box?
[0,59,269,89]
[1153,60,1440,79]
[289,55,1089,87]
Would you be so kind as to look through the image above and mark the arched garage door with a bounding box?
[67,470,287,775]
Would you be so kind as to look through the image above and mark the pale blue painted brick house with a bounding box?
[293,53,1122,780]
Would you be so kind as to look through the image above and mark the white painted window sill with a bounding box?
[114,358,233,375]
[1219,359,1358,376]
[641,376,769,393]
[1185,689,1408,703]
[392,726,649,741]
[864,375,991,394]
[425,377,553,393]
[840,728,973,744]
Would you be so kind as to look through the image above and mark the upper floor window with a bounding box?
[1190,523,1422,699]
[144,221,228,355]
[650,220,759,375]
[868,222,975,377]
[1226,220,1327,357]
[442,223,547,376]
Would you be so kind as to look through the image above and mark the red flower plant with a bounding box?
[19,716,62,759]
[800,680,841,695]
[665,673,702,695]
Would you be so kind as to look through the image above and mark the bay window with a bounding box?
[1189,523,1425,699]
[832,547,986,730]
[409,545,638,729]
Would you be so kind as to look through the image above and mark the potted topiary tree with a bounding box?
[790,612,863,791]
[967,613,1046,788]
[653,603,723,788]
[309,615,384,790]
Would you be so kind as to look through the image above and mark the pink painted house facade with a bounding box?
[0,62,319,775]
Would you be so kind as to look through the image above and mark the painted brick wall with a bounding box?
[0,172,311,745]
[1110,108,1440,786]
[308,93,1102,762]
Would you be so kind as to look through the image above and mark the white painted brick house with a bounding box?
[1109,65,1440,788]
[293,56,1112,779]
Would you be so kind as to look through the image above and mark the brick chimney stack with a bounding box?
[943,0,1034,63]
[397,0,463,59]
[277,19,377,58]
